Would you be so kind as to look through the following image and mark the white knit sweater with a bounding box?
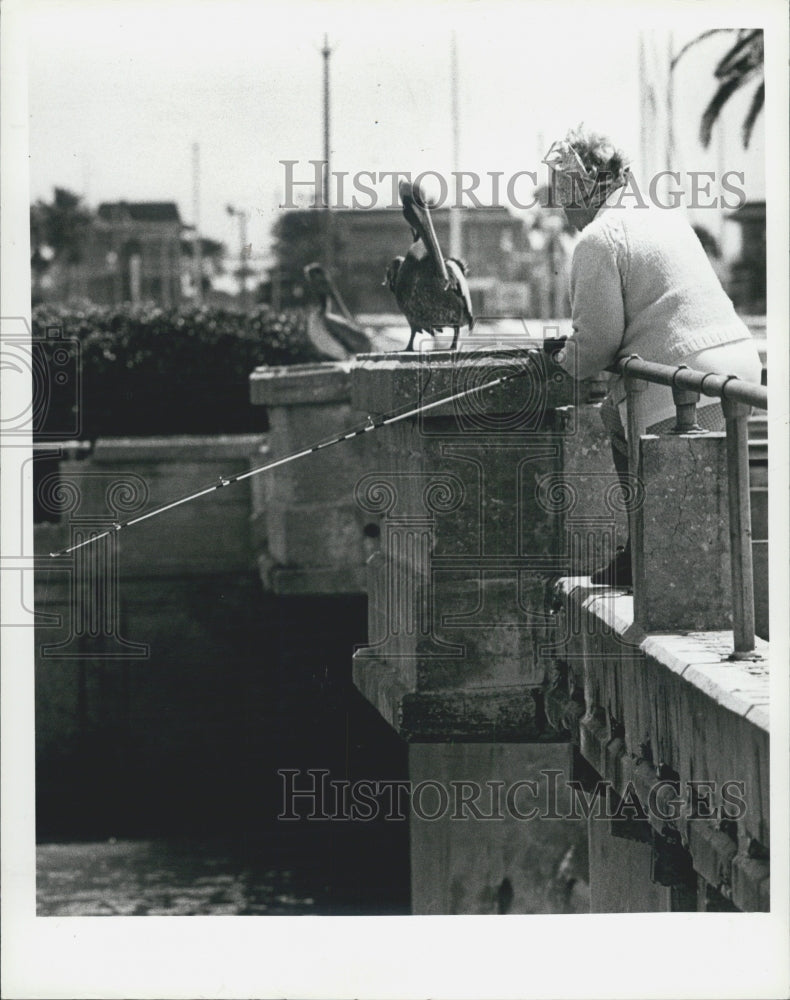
[561,195,754,388]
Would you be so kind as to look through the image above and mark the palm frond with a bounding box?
[670,28,734,71]
[671,26,764,149]
[700,75,745,148]
[742,81,765,148]
[715,29,763,79]
[716,52,761,93]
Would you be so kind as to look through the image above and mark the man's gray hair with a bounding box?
[564,124,631,187]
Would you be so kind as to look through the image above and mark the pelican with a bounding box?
[385,180,473,351]
[303,263,372,359]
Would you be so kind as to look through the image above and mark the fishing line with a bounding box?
[49,352,541,559]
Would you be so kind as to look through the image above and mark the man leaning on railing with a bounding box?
[541,125,762,586]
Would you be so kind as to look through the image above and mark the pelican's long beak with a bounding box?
[323,269,356,324]
[400,180,450,289]
[419,203,450,289]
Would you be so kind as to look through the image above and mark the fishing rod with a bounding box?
[49,351,543,560]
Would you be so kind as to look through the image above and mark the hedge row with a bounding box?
[31,303,322,439]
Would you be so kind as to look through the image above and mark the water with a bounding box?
[37,839,334,916]
[35,595,411,917]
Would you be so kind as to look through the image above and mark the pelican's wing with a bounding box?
[446,258,473,322]
[324,312,373,355]
[306,309,350,360]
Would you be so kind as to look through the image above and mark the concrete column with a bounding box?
[409,742,589,914]
[587,790,671,913]
[349,348,597,913]
[249,362,378,594]
[549,404,629,575]
[638,433,732,631]
[350,348,581,740]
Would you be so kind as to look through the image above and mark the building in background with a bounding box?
[265,205,573,318]
[86,201,184,307]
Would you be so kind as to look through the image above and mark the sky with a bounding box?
[26,0,766,266]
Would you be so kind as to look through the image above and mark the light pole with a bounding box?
[226,204,250,309]
[450,32,462,261]
[321,34,333,269]
[192,142,203,305]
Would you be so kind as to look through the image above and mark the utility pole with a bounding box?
[638,33,649,182]
[665,31,675,174]
[449,32,462,260]
[322,34,333,269]
[226,204,249,310]
[238,210,248,310]
[192,142,203,305]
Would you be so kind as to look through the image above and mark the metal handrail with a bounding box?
[617,354,767,658]
[616,355,767,410]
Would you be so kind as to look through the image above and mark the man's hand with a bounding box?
[542,336,568,363]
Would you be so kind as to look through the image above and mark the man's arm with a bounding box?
[558,227,626,381]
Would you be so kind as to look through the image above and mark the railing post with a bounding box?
[670,370,706,434]
[722,397,756,657]
[624,374,648,626]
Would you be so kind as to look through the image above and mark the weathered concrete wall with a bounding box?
[249,363,380,594]
[35,435,262,577]
[34,435,266,835]
[639,433,733,631]
[350,349,612,741]
[552,403,628,573]
[545,577,769,911]
[586,791,672,913]
[409,743,590,915]
[34,434,411,913]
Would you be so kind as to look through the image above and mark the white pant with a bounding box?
[615,337,763,433]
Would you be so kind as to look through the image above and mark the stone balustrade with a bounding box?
[248,348,770,913]
[547,579,769,911]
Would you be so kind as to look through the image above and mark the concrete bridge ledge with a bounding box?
[557,574,770,891]
[91,434,265,461]
[352,647,550,743]
[249,361,353,407]
[562,578,640,638]
[559,578,770,731]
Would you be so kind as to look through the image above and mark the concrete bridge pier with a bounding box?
[348,348,605,914]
